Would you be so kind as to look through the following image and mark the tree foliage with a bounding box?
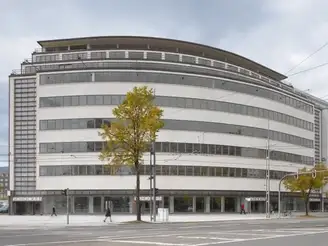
[99,86,164,221]
[283,163,328,215]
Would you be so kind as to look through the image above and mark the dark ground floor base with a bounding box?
[7,189,328,215]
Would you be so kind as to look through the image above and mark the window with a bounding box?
[95,95,103,105]
[87,119,95,128]
[63,96,71,106]
[95,119,102,128]
[71,96,79,106]
[87,95,95,105]
[222,146,229,155]
[80,95,87,105]
[170,142,178,153]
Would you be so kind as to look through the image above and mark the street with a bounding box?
[1,218,328,246]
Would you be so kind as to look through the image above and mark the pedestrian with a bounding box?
[240,203,246,214]
[51,205,57,216]
[103,206,112,222]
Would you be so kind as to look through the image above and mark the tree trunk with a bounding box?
[304,193,311,216]
[136,164,141,221]
[304,198,309,216]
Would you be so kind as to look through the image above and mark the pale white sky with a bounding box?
[1,0,328,165]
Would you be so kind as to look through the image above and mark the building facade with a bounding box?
[0,167,8,199]
[8,36,328,215]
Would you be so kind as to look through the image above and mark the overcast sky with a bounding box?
[1,0,328,166]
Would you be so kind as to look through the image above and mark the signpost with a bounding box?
[61,188,69,224]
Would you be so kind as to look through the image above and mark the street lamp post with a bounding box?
[265,119,271,218]
[149,149,153,222]
[152,141,157,222]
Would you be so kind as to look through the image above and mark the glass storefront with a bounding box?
[210,197,221,212]
[104,196,130,213]
[93,197,101,213]
[196,197,205,212]
[54,196,68,214]
[174,196,193,212]
[74,197,88,213]
[225,197,236,212]
[39,194,322,215]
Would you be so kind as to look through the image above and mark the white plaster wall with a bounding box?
[36,175,289,192]
[37,81,314,122]
[34,71,315,194]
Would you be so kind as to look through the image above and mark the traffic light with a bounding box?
[61,188,69,196]
[151,188,159,196]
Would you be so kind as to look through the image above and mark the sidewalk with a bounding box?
[0,213,268,228]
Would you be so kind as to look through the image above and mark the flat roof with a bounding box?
[37,36,287,81]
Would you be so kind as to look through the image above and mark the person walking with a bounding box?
[103,206,112,222]
[51,206,57,216]
[240,203,246,214]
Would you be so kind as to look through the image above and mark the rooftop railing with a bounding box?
[13,50,314,107]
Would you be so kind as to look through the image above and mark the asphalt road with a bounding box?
[1,218,328,246]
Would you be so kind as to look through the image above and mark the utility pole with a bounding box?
[152,141,157,222]
[265,119,271,218]
[66,188,70,225]
[149,149,153,221]
[152,88,157,222]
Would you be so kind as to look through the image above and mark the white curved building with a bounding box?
[8,36,328,215]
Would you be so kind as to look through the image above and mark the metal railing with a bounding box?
[13,55,281,87]
[30,49,283,88]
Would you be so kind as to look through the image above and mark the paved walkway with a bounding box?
[2,212,327,228]
[0,213,268,227]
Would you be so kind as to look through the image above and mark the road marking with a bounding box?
[179,225,214,229]
[209,231,279,237]
[193,230,328,246]
[177,236,239,241]
[107,240,187,245]
[98,232,195,240]
[4,239,99,246]
[0,231,68,238]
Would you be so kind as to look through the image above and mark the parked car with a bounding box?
[0,204,8,213]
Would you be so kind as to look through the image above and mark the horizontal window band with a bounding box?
[39,164,290,180]
[39,118,313,148]
[39,94,313,132]
[39,69,313,114]
[39,141,313,165]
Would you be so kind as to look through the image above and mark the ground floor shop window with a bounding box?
[174,196,192,212]
[93,197,101,213]
[112,197,130,213]
[164,196,169,208]
[210,197,221,212]
[196,197,205,212]
[104,196,130,212]
[54,196,67,214]
[225,197,236,212]
[74,197,88,213]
